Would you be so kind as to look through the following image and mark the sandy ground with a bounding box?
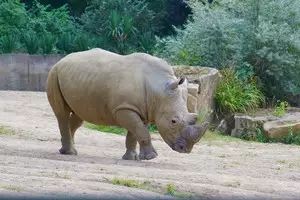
[0,91,299,200]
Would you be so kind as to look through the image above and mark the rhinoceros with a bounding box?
[46,48,209,160]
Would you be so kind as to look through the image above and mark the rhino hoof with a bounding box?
[59,147,77,155]
[122,150,139,160]
[139,151,157,160]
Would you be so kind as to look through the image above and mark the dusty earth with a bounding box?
[0,91,299,200]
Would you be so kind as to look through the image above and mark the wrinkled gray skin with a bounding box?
[46,48,209,160]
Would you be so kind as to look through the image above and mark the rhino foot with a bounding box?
[59,147,77,155]
[122,150,139,160]
[139,147,158,160]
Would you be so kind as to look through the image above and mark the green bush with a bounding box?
[40,33,56,54]
[0,35,18,53]
[215,68,265,115]
[56,33,76,54]
[27,0,76,37]
[22,31,39,54]
[0,0,28,37]
[79,0,157,54]
[156,0,300,105]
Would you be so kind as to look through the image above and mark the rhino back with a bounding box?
[53,49,173,125]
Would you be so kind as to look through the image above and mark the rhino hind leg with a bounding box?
[70,112,83,144]
[122,131,138,160]
[115,109,157,160]
[57,113,78,155]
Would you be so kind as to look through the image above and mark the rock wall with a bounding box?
[172,66,221,123]
[0,53,63,91]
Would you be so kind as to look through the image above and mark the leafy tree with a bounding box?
[0,0,28,40]
[156,0,300,105]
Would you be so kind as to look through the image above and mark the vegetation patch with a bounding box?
[254,128,300,146]
[0,126,15,135]
[84,123,158,135]
[111,178,193,198]
[273,101,290,118]
[201,130,246,143]
[0,184,22,192]
[85,123,127,135]
[165,183,193,198]
[215,68,265,115]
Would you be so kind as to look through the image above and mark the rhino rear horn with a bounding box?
[187,122,210,142]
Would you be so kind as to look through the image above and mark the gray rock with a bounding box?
[173,66,221,124]
[263,111,300,139]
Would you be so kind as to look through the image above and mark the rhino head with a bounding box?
[154,77,209,153]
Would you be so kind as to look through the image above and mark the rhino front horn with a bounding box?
[187,122,210,142]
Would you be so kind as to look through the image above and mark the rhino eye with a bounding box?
[171,119,176,124]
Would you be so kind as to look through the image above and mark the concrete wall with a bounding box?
[0,53,63,91]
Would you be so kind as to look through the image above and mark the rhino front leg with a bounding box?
[115,109,157,160]
[122,131,138,160]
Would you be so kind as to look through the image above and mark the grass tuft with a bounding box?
[84,123,158,135]
[216,68,265,115]
[0,126,15,135]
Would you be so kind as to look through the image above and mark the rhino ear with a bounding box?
[178,77,186,85]
[166,77,186,91]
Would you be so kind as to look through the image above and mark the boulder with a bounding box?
[172,66,221,123]
[231,112,270,140]
[263,112,300,139]
[228,108,300,140]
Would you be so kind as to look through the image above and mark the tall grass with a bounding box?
[215,68,265,115]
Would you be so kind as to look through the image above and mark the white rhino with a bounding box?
[46,48,209,160]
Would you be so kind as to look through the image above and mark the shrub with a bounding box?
[56,33,76,54]
[79,0,157,54]
[0,0,28,37]
[27,0,76,37]
[22,31,39,54]
[40,33,56,54]
[156,0,300,105]
[215,68,265,115]
[0,35,18,53]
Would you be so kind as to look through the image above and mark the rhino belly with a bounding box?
[57,67,118,126]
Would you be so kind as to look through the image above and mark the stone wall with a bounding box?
[0,53,63,91]
[173,66,221,123]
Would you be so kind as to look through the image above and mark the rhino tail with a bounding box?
[46,65,70,116]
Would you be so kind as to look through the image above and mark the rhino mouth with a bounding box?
[171,138,191,153]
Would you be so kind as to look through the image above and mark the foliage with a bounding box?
[85,123,127,135]
[56,33,76,54]
[165,183,192,198]
[215,68,265,115]
[111,178,139,188]
[156,0,300,105]
[250,127,300,146]
[273,101,290,118]
[0,35,18,53]
[26,0,75,36]
[40,33,56,54]
[79,0,158,54]
[22,31,39,54]
[0,0,28,38]
[256,128,267,143]
[85,123,157,135]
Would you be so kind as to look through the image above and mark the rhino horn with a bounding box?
[186,122,210,142]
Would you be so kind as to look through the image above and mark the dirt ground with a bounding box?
[0,91,299,200]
